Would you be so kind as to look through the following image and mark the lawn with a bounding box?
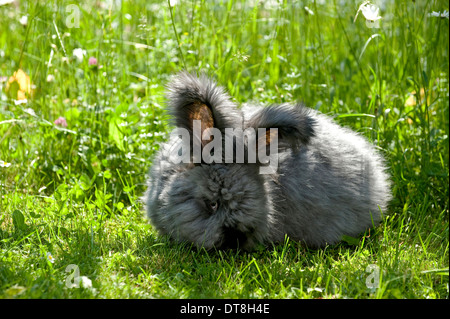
[0,0,448,300]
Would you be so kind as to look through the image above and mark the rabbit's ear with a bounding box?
[166,71,242,138]
[247,103,316,152]
[184,101,215,147]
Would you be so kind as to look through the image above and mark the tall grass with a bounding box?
[0,0,448,299]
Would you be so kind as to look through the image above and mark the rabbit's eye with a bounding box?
[206,200,218,213]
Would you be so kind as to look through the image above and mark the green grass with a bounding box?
[0,0,448,299]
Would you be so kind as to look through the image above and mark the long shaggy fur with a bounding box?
[143,71,392,250]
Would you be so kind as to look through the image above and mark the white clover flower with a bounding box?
[79,276,92,288]
[19,15,28,26]
[355,1,382,28]
[72,48,86,62]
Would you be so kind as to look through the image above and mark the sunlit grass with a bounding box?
[0,0,448,299]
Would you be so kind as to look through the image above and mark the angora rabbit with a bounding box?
[144,71,391,250]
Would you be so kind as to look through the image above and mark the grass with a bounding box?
[0,0,448,299]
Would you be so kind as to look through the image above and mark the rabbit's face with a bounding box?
[159,163,273,250]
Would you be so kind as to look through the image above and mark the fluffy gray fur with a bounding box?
[144,71,392,250]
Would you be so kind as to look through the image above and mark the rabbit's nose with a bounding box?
[221,188,233,201]
[221,227,247,249]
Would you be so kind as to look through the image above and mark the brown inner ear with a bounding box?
[189,102,214,146]
[258,128,278,148]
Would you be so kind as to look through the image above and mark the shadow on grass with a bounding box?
[128,227,383,298]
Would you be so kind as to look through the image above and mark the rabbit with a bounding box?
[143,71,391,250]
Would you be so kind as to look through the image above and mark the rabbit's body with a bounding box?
[144,72,391,250]
[252,108,391,247]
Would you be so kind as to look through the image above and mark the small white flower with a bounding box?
[355,1,382,28]
[46,252,55,263]
[0,160,11,168]
[304,6,314,15]
[79,276,92,288]
[72,48,86,62]
[14,99,28,105]
[307,287,324,293]
[19,15,28,26]
[361,4,382,21]
[23,108,36,116]
[0,0,14,6]
[429,10,449,19]
[46,74,55,82]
